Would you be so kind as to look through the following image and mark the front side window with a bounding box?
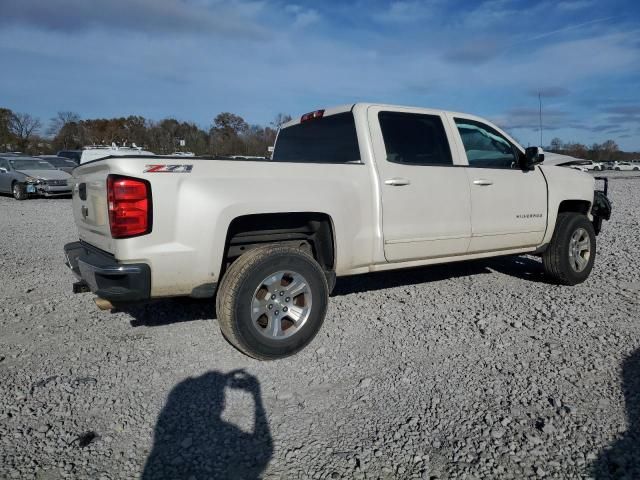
[455,118,517,169]
[0,159,8,170]
[272,112,360,163]
[378,111,452,165]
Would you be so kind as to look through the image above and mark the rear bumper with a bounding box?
[63,241,150,303]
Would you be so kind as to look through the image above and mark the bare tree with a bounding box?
[549,137,563,152]
[271,113,292,129]
[9,112,41,151]
[47,111,81,137]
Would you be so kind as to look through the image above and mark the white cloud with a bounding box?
[556,0,594,11]
[372,1,434,23]
[285,5,321,28]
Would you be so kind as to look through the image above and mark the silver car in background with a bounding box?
[0,156,72,200]
[37,155,78,174]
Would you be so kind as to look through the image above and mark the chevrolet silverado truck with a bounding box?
[64,103,611,360]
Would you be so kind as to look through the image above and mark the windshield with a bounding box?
[45,157,76,167]
[10,159,57,170]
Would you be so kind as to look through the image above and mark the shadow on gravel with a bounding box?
[332,254,548,296]
[123,256,548,325]
[143,369,273,480]
[120,297,216,327]
[592,348,640,479]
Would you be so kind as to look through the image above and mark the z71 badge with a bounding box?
[144,164,193,173]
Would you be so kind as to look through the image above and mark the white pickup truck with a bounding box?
[64,103,611,359]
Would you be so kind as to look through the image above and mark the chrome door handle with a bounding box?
[473,179,493,186]
[384,178,411,186]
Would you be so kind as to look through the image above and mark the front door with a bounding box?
[368,106,472,262]
[448,115,547,253]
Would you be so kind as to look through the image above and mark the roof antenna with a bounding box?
[539,91,543,147]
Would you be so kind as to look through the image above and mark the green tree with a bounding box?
[210,112,249,155]
[0,107,13,150]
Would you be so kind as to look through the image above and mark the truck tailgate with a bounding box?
[71,162,114,254]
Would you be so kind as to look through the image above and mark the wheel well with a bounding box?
[222,212,335,274]
[558,200,591,216]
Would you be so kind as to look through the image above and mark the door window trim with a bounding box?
[377,110,454,167]
[452,116,525,170]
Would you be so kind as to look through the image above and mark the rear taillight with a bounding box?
[107,175,152,238]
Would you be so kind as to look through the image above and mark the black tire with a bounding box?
[542,213,596,285]
[216,245,329,360]
[633,167,639,171]
[12,182,27,200]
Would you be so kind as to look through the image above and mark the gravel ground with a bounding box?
[1,171,639,480]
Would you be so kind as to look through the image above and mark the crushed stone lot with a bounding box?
[1,172,639,480]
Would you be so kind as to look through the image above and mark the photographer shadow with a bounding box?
[592,348,640,478]
[142,370,273,480]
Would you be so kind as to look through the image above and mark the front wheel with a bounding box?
[216,245,329,360]
[633,167,639,171]
[12,182,27,200]
[542,213,596,285]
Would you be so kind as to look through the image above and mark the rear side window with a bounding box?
[378,111,452,166]
[272,112,360,163]
[454,118,517,169]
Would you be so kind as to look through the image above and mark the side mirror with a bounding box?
[0,167,7,173]
[521,146,544,170]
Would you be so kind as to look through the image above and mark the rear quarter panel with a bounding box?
[102,157,376,297]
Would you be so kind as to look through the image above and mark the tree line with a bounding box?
[1,106,637,160]
[547,137,637,162]
[0,107,293,157]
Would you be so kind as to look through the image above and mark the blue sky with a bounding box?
[1,0,639,150]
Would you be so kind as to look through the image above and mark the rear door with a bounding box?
[447,114,547,252]
[71,162,115,253]
[368,106,471,262]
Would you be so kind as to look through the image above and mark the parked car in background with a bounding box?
[582,160,603,171]
[57,150,82,163]
[613,161,640,171]
[37,155,78,174]
[80,144,155,164]
[0,156,72,200]
[569,165,589,172]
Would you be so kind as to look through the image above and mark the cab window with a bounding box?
[455,118,517,169]
[378,111,453,166]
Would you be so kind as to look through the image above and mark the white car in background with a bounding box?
[613,161,640,171]
[79,144,155,164]
[568,160,603,172]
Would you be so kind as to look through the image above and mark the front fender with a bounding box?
[539,165,595,245]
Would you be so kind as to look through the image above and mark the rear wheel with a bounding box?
[12,182,27,200]
[542,213,596,285]
[216,245,328,360]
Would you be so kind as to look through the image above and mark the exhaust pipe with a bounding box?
[94,298,114,311]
